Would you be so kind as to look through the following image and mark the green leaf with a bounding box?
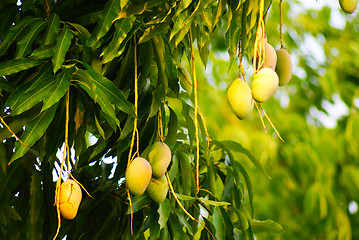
[30,46,54,59]
[74,71,120,130]
[250,219,284,235]
[28,172,43,225]
[0,106,41,141]
[213,207,226,240]
[82,69,135,116]
[0,16,36,56]
[10,77,55,116]
[9,103,58,164]
[0,58,42,76]
[125,195,152,214]
[87,0,121,47]
[0,204,22,223]
[44,14,61,46]
[152,36,168,91]
[221,140,269,178]
[197,198,231,207]
[138,22,170,44]
[14,19,47,59]
[164,106,178,149]
[52,26,74,73]
[6,65,52,108]
[158,198,171,229]
[101,16,136,64]
[0,76,15,92]
[41,71,71,111]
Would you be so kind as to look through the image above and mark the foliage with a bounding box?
[196,1,359,240]
[0,0,285,239]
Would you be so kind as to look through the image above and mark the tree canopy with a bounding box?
[0,0,358,240]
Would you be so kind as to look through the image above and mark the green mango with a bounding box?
[227,78,254,120]
[251,68,279,102]
[148,142,171,177]
[275,49,292,86]
[125,157,152,195]
[146,175,168,204]
[339,0,358,14]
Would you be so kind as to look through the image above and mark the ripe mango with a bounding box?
[227,79,254,120]
[146,175,168,204]
[251,68,279,103]
[275,49,292,86]
[263,43,277,70]
[59,179,82,219]
[339,0,358,13]
[148,142,171,177]
[125,157,152,195]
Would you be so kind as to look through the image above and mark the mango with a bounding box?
[146,175,168,204]
[275,49,292,86]
[125,157,152,195]
[148,142,171,177]
[251,68,279,103]
[59,179,82,220]
[227,78,254,119]
[263,43,277,70]
[339,0,358,13]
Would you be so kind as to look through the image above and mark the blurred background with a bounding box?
[195,0,359,239]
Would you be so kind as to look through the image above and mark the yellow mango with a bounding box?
[59,179,82,220]
[148,142,171,177]
[227,78,254,119]
[339,0,358,13]
[263,43,277,70]
[146,175,168,204]
[125,157,152,195]
[275,49,292,86]
[251,68,279,103]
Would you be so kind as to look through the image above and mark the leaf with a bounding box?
[164,107,178,149]
[41,71,71,111]
[74,71,119,130]
[0,204,22,222]
[30,46,54,59]
[6,65,52,108]
[152,36,168,91]
[158,198,171,229]
[87,0,121,47]
[52,26,74,73]
[197,198,231,207]
[125,195,152,214]
[44,14,61,45]
[9,103,58,164]
[138,22,170,44]
[28,172,43,225]
[250,219,284,234]
[14,19,47,59]
[221,140,269,178]
[0,77,15,92]
[10,77,55,116]
[0,58,42,76]
[82,69,135,116]
[161,34,179,95]
[213,207,226,240]
[101,16,136,64]
[0,16,36,57]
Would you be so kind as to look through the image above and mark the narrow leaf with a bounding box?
[0,58,41,76]
[0,16,36,56]
[44,14,61,45]
[222,140,269,178]
[52,26,73,73]
[42,71,71,111]
[250,219,284,234]
[9,103,58,164]
[82,69,135,115]
[87,0,121,47]
[14,19,47,59]
[10,77,55,116]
